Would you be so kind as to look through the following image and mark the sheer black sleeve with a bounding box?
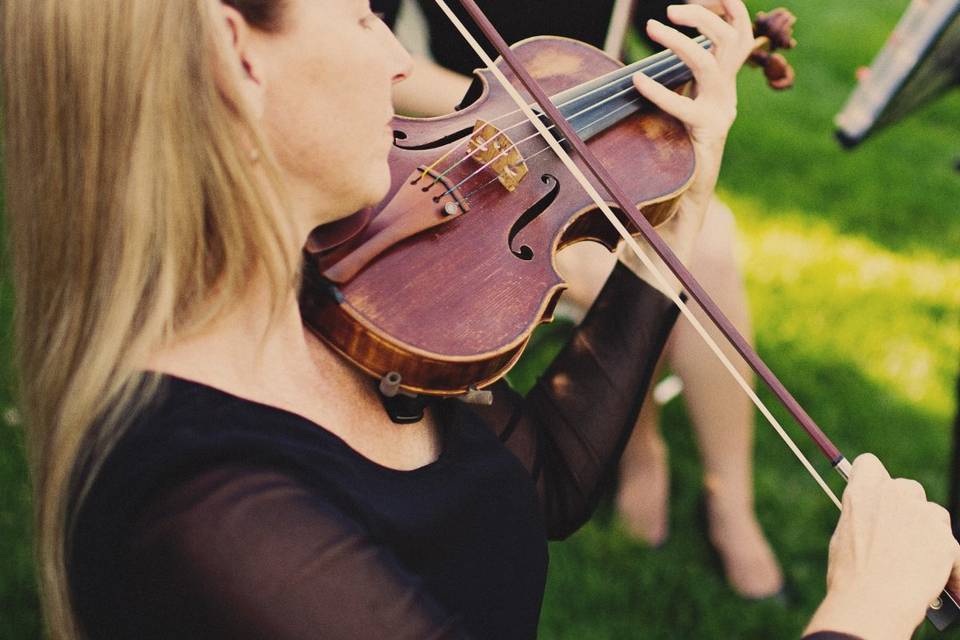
[124,465,469,639]
[465,262,679,539]
[119,263,675,636]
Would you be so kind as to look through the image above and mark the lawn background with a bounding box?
[2,0,960,637]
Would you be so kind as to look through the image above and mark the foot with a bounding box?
[706,495,784,599]
[615,432,669,546]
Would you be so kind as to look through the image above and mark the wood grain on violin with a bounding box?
[302,36,695,395]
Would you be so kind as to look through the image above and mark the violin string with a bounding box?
[454,38,703,140]
[421,45,695,183]
[432,0,843,511]
[421,38,709,186]
[461,92,653,200]
[440,55,697,200]
[465,85,682,200]
[464,72,701,200]
[459,93,652,200]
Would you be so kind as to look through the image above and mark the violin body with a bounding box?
[300,36,695,395]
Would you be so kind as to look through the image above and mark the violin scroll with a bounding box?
[749,8,797,90]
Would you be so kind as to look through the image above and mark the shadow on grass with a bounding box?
[722,76,960,262]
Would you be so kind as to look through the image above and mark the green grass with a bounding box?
[2,0,960,638]
[514,1,960,637]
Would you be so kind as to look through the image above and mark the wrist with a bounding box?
[691,130,729,153]
[805,581,925,640]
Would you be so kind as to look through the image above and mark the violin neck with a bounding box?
[548,36,712,141]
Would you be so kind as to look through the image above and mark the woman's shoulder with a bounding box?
[110,375,501,476]
[75,375,513,525]
[99,375,341,483]
[72,376,354,539]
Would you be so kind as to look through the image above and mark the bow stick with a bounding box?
[433,0,960,629]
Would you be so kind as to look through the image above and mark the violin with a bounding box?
[299,1,960,628]
[301,9,796,398]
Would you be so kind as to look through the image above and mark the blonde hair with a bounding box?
[2,1,292,636]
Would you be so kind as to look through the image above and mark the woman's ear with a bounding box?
[212,1,267,118]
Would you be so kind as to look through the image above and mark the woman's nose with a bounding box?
[386,32,413,84]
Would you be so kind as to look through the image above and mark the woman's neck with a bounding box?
[146,268,327,406]
[145,181,358,394]
[145,263,444,469]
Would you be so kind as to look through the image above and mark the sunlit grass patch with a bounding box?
[536,192,960,639]
[726,190,960,420]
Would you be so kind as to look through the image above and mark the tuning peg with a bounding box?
[750,50,795,90]
[748,8,797,90]
[753,8,798,51]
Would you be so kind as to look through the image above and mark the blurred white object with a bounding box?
[394,0,432,56]
[835,0,960,146]
[3,406,22,427]
[653,374,683,406]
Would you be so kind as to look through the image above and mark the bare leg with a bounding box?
[553,240,617,321]
[556,198,782,597]
[667,199,783,598]
[615,355,671,545]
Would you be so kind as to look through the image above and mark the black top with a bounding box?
[69,263,681,639]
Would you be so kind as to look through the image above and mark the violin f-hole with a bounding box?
[392,125,475,151]
[508,174,559,260]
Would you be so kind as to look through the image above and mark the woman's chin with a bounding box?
[309,167,392,229]
[363,167,393,207]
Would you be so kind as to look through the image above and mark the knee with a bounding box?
[690,199,739,277]
[555,242,616,311]
[706,199,736,238]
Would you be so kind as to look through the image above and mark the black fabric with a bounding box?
[375,0,675,76]
[69,263,680,639]
[949,363,960,539]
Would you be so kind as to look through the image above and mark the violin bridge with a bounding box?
[468,120,529,192]
[415,166,471,215]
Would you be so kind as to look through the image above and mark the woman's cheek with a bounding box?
[364,157,393,207]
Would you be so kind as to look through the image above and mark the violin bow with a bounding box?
[433,0,960,629]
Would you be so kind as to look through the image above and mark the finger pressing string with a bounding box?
[423,42,704,188]
[665,4,735,51]
[647,19,717,78]
[633,72,697,123]
[440,53,707,200]
[667,4,748,71]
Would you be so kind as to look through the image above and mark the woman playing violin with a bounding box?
[2,0,957,638]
